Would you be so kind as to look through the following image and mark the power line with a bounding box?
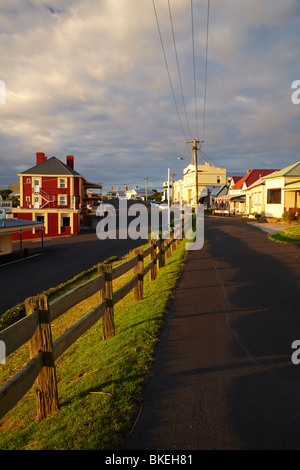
[152,0,188,140]
[191,0,199,139]
[168,0,192,139]
[202,0,210,141]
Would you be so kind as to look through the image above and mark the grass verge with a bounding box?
[0,240,186,450]
[269,225,300,243]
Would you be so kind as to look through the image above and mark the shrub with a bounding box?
[282,209,297,222]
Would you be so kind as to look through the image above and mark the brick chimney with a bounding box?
[66,155,74,169]
[36,152,46,165]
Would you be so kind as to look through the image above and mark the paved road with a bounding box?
[0,224,146,317]
[126,215,300,450]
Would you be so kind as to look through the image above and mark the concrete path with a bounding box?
[126,216,300,450]
[247,221,290,235]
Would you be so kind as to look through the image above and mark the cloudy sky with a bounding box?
[0,0,299,194]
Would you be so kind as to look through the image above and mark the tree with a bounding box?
[0,189,12,200]
[152,189,162,202]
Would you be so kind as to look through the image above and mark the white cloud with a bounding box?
[0,0,299,190]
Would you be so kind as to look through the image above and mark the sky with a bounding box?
[0,0,299,194]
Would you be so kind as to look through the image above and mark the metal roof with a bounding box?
[20,156,81,176]
[263,161,300,179]
[0,218,43,234]
[283,180,300,191]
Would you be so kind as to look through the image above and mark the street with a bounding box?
[0,205,150,316]
[127,215,300,450]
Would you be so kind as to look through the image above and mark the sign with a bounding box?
[0,201,12,209]
[0,209,6,219]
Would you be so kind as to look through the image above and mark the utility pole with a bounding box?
[186,139,204,213]
[170,173,176,205]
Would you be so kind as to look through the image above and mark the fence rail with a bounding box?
[0,233,181,421]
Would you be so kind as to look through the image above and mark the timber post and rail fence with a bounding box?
[0,231,182,421]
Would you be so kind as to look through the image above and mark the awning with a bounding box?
[0,218,43,235]
[215,194,245,202]
[283,180,300,191]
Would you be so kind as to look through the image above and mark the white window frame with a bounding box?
[59,195,67,206]
[59,178,67,189]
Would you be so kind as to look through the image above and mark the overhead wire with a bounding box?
[152,0,188,141]
[152,0,213,166]
[167,0,192,139]
[190,0,199,139]
[202,0,210,142]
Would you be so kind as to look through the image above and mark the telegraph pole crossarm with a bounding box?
[186,140,204,213]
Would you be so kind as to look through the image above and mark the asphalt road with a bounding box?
[0,208,149,316]
[126,215,300,450]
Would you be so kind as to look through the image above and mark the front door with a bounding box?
[34,196,40,208]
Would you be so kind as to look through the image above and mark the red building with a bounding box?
[12,152,102,240]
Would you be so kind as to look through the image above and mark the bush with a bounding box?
[282,209,297,222]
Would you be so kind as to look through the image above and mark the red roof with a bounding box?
[230,176,243,185]
[231,169,278,190]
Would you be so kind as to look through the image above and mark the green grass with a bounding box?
[269,225,300,243]
[0,240,186,450]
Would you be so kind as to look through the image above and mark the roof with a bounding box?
[215,194,246,201]
[245,178,266,190]
[20,156,82,176]
[0,218,43,234]
[262,161,300,179]
[230,176,243,185]
[200,185,228,197]
[231,169,278,190]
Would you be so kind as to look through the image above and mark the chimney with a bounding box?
[66,155,74,169]
[36,152,45,165]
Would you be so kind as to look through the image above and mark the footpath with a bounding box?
[126,216,300,450]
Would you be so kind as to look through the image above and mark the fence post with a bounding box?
[166,237,171,258]
[102,264,115,339]
[159,237,165,268]
[171,228,176,251]
[25,294,59,420]
[134,248,144,301]
[150,240,157,281]
[98,263,105,302]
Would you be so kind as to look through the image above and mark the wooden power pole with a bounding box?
[187,140,204,213]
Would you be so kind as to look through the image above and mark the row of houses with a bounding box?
[169,159,300,219]
[213,161,300,218]
[106,186,148,200]
[1,151,299,258]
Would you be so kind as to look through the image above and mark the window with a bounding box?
[61,215,70,227]
[267,188,281,204]
[26,196,30,202]
[217,176,221,184]
[59,195,67,206]
[258,192,262,205]
[59,178,67,188]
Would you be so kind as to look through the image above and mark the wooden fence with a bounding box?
[0,232,181,421]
